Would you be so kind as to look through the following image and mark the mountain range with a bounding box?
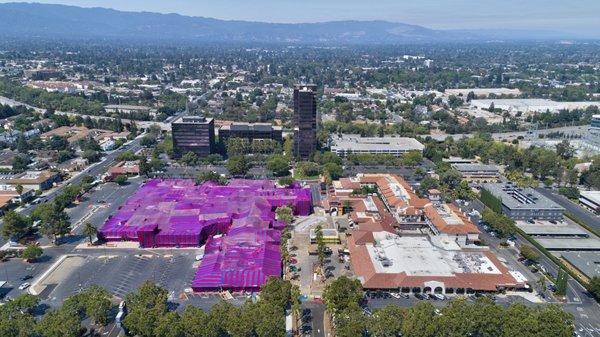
[0,2,585,44]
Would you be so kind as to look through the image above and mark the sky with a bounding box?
[2,0,600,33]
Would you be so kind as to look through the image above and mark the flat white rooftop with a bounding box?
[366,234,501,276]
[331,135,424,154]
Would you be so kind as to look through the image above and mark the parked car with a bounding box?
[414,293,427,300]
[432,294,446,300]
[390,292,401,299]
[18,283,30,290]
[20,275,33,281]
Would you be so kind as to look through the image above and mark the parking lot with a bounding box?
[66,177,145,236]
[42,249,200,307]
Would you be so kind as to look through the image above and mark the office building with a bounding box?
[330,134,424,157]
[483,183,565,221]
[451,163,500,182]
[172,116,215,158]
[294,84,317,159]
[219,122,283,143]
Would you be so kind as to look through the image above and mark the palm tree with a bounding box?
[83,222,98,244]
[291,285,302,333]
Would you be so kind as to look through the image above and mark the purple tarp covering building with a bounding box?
[98,178,312,291]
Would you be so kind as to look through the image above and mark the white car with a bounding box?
[432,294,446,300]
[390,292,401,299]
[18,282,30,290]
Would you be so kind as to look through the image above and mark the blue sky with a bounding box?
[3,0,599,33]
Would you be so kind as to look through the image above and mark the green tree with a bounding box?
[402,301,437,337]
[555,140,575,160]
[502,303,536,337]
[21,244,43,262]
[520,245,540,263]
[8,293,40,314]
[323,162,343,180]
[154,311,183,337]
[227,156,249,177]
[16,134,29,153]
[533,305,574,337]
[275,206,294,225]
[266,155,290,177]
[1,210,30,240]
[369,305,406,337]
[335,303,367,337]
[15,184,23,196]
[204,300,234,336]
[180,306,210,337]
[114,174,128,185]
[228,303,256,337]
[195,171,226,185]
[295,161,321,178]
[555,269,568,297]
[322,276,363,314]
[402,150,424,167]
[315,224,326,267]
[278,176,294,187]
[140,135,157,147]
[139,156,152,177]
[82,222,98,244]
[123,281,168,337]
[253,301,285,337]
[260,277,293,309]
[36,308,82,337]
[291,285,301,332]
[283,136,294,158]
[588,276,600,300]
[11,155,30,172]
[82,150,101,163]
[180,151,199,166]
[582,158,600,189]
[31,203,70,245]
[536,277,547,294]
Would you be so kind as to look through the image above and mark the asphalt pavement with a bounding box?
[301,301,325,337]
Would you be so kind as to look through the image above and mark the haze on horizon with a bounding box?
[2,0,599,36]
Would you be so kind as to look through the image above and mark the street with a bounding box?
[536,187,600,233]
